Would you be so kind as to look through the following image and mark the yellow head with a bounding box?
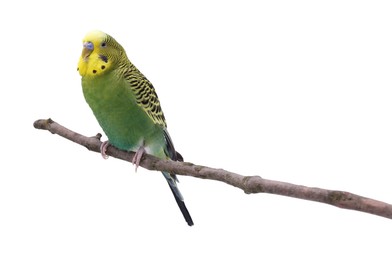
[77,30,126,77]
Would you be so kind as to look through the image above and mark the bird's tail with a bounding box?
[162,171,194,226]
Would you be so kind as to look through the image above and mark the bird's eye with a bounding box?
[101,42,107,48]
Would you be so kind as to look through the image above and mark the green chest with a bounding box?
[82,73,162,151]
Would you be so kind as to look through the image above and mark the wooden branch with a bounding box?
[33,118,392,220]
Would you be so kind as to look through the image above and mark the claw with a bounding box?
[100,141,110,159]
[132,146,145,172]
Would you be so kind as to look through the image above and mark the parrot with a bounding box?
[77,30,193,226]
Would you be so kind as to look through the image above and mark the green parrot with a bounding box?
[77,30,193,226]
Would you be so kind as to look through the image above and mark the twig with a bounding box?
[33,118,392,220]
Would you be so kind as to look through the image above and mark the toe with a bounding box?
[100,141,110,159]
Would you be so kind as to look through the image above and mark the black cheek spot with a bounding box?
[93,70,97,74]
[101,65,106,70]
[77,67,79,71]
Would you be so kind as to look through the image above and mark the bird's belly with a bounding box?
[95,104,160,152]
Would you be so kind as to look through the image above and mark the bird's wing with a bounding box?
[123,66,184,161]
[124,69,167,128]
[163,128,183,162]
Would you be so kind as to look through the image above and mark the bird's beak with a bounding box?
[82,41,94,60]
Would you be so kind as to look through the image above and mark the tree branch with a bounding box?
[33,118,392,220]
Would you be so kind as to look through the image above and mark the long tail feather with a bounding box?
[162,171,193,226]
[166,178,194,226]
[162,130,193,226]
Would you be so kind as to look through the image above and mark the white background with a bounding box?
[1,1,392,259]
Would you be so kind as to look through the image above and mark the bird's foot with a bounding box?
[132,146,145,172]
[100,141,110,159]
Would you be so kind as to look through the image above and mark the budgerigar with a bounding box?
[77,30,193,226]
